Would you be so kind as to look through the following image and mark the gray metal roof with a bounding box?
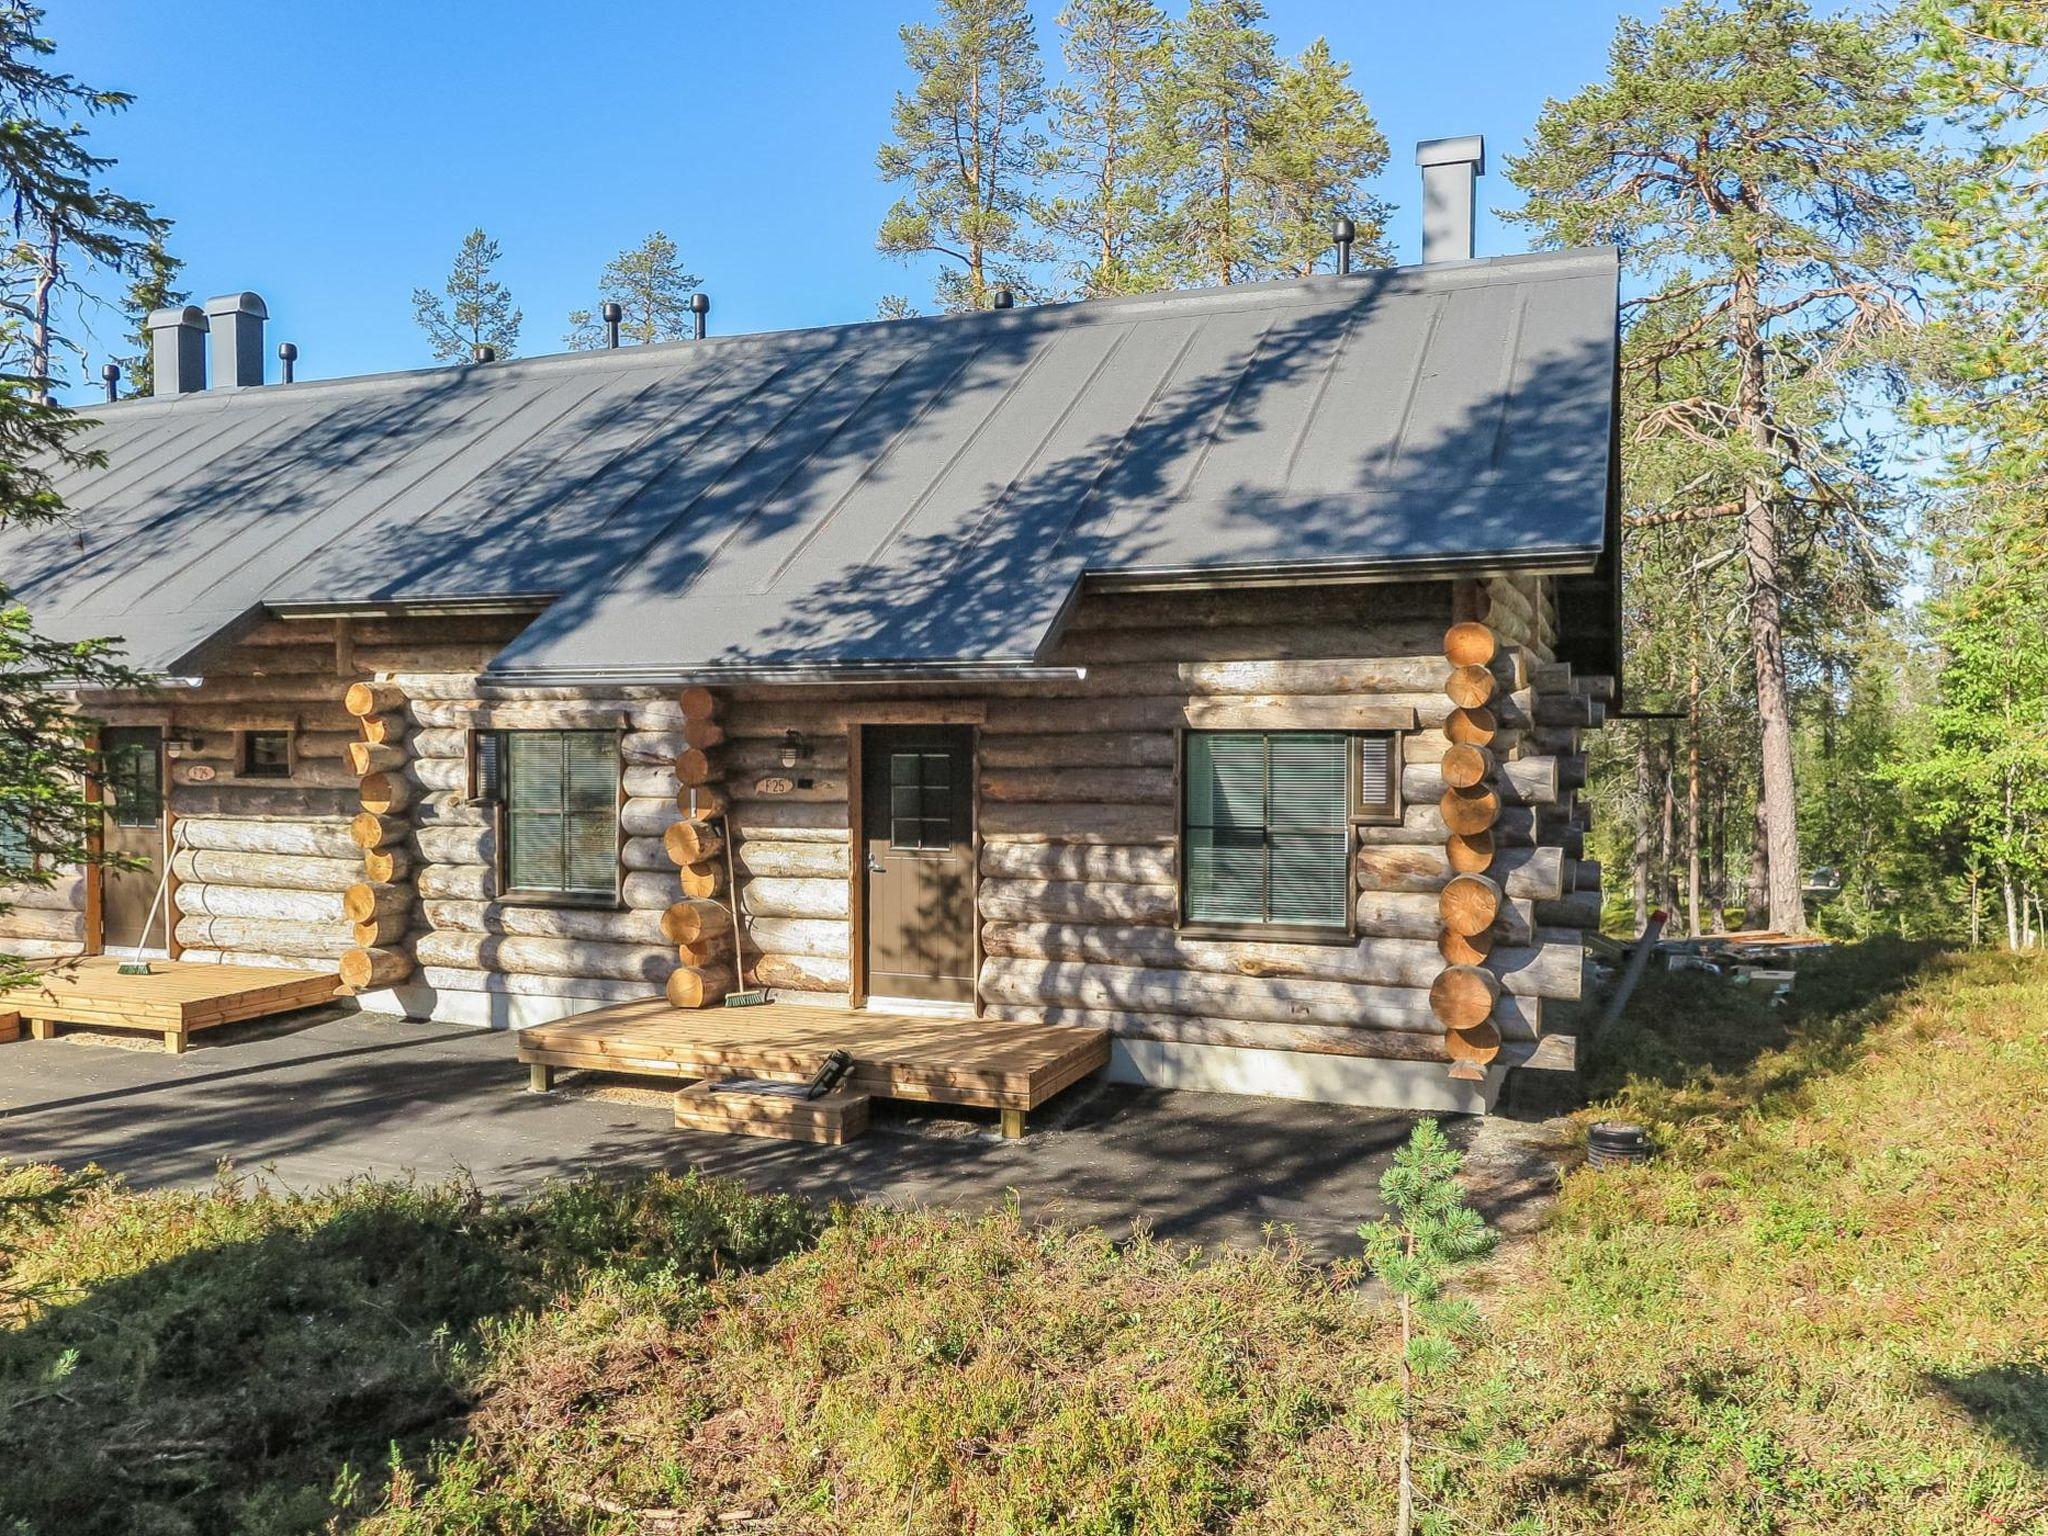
[1,246,1618,679]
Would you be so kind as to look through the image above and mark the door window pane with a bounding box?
[102,729,162,829]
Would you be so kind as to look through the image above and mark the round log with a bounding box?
[416,966,661,1001]
[1446,1019,1502,1068]
[176,882,352,922]
[977,879,1176,926]
[1438,929,1494,966]
[338,946,411,991]
[1406,756,1557,806]
[733,840,850,879]
[417,864,495,901]
[345,681,407,718]
[346,741,408,776]
[672,863,720,901]
[408,727,470,759]
[421,900,669,945]
[740,876,851,920]
[177,947,341,975]
[413,930,678,982]
[979,768,1175,806]
[978,733,1176,770]
[351,811,407,850]
[1446,831,1494,874]
[170,850,363,892]
[179,817,361,860]
[977,839,1175,884]
[728,801,846,840]
[1439,786,1501,836]
[351,913,409,947]
[358,712,409,747]
[1429,965,1500,1031]
[623,870,690,909]
[660,899,734,946]
[1353,803,1537,847]
[408,757,469,793]
[1354,843,1562,900]
[1444,664,1496,709]
[174,915,358,957]
[742,915,850,960]
[678,685,718,720]
[622,765,681,800]
[621,730,689,765]
[0,907,85,941]
[1534,889,1604,930]
[752,954,850,993]
[661,819,724,866]
[681,716,724,751]
[664,964,736,1008]
[620,795,686,838]
[1535,692,1595,727]
[1439,873,1503,937]
[0,937,84,959]
[622,835,676,872]
[362,845,411,884]
[1443,621,1497,667]
[676,784,730,820]
[674,748,714,787]
[343,882,409,923]
[0,875,87,911]
[977,802,1175,844]
[986,1006,1456,1063]
[415,791,487,827]
[358,771,413,816]
[1439,743,1493,790]
[412,824,496,864]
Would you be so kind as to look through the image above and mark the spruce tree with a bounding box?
[876,0,1051,312]
[1042,0,1169,298]
[412,228,522,362]
[113,233,183,396]
[1508,0,1942,933]
[565,230,701,349]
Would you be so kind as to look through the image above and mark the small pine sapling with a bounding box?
[1359,1118,1497,1536]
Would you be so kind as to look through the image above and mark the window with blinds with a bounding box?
[1183,732,1352,931]
[480,730,620,901]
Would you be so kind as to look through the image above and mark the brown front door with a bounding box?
[100,726,168,952]
[860,725,975,1005]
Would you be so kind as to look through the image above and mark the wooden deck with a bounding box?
[519,1000,1111,1137]
[0,958,339,1053]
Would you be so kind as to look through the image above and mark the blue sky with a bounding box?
[51,0,1667,401]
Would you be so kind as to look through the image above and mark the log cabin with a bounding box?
[0,140,1620,1112]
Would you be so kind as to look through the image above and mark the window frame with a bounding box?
[470,727,625,909]
[235,728,295,780]
[1175,728,1403,944]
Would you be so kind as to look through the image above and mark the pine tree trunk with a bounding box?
[1709,788,1727,933]
[1686,663,1703,938]
[1658,733,1679,924]
[1746,787,1771,924]
[1633,729,1653,932]
[1734,267,1806,934]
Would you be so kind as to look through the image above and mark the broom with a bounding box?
[718,810,769,1007]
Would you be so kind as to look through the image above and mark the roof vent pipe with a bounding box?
[277,341,298,384]
[689,292,708,339]
[472,343,497,364]
[602,300,623,348]
[991,287,1015,310]
[100,362,120,402]
[1331,216,1356,275]
[203,292,268,387]
[1416,135,1485,264]
[146,304,207,396]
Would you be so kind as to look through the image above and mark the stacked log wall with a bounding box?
[0,871,87,960]
[716,583,1597,1073]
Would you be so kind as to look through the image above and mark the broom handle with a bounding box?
[719,812,750,993]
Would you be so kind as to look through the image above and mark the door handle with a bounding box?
[866,853,886,873]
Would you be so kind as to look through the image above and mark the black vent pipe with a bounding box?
[277,341,298,384]
[602,301,623,348]
[689,292,708,339]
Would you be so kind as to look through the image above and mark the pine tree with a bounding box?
[1042,0,1169,298]
[113,232,183,396]
[412,228,522,362]
[1358,1119,1497,1536]
[876,0,1051,313]
[1254,39,1392,276]
[1144,0,1280,286]
[565,230,701,349]
[0,3,163,398]
[1508,0,1942,933]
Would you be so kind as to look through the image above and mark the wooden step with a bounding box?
[674,1079,870,1144]
[0,1010,19,1045]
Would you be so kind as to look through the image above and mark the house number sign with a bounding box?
[753,775,795,797]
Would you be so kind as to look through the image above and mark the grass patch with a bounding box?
[3,942,2044,1532]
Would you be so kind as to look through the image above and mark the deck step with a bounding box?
[674,1080,870,1144]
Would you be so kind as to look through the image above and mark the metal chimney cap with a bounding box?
[1416,134,1486,174]
[1331,215,1356,242]
[276,341,298,361]
[991,287,1015,310]
[601,301,623,323]
[147,304,207,332]
[202,291,269,320]
[471,343,497,364]
[688,293,709,314]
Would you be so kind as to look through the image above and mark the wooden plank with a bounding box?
[674,1081,870,1144]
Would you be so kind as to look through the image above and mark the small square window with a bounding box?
[240,730,292,779]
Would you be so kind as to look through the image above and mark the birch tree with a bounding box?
[1508,0,1941,933]
[876,0,1051,312]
